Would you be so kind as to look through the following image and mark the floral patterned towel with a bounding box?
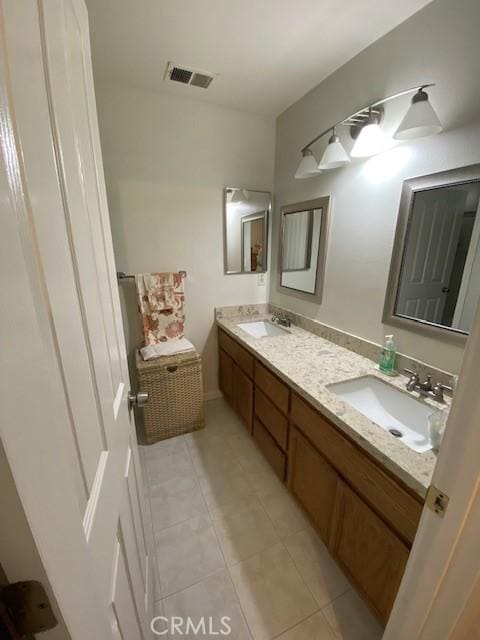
[135,272,185,345]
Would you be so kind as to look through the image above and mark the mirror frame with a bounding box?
[383,163,480,345]
[279,196,330,300]
[223,187,271,275]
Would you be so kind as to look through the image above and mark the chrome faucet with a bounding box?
[404,369,453,402]
[271,311,292,327]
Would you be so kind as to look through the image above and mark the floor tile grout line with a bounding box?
[234,447,334,630]
[155,566,226,602]
[144,467,165,604]
[269,608,334,640]
[200,413,258,640]
[280,525,347,611]
[182,413,257,640]
[144,401,348,639]
[319,589,356,640]
[146,437,214,603]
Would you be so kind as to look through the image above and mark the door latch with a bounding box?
[128,390,149,410]
[425,485,450,518]
[0,580,57,636]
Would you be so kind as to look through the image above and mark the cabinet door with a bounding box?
[253,419,286,480]
[331,481,409,624]
[233,363,254,433]
[219,348,234,405]
[288,427,338,544]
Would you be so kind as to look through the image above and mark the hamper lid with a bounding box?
[136,347,201,372]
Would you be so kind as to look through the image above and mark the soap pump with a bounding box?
[379,334,397,376]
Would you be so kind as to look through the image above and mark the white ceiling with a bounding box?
[85,0,433,116]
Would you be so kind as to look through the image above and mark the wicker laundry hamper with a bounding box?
[136,349,205,443]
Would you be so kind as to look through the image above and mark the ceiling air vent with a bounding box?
[170,66,193,84]
[165,62,215,89]
[190,73,213,89]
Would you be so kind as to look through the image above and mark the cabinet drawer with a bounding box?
[253,418,286,481]
[331,481,409,623]
[291,393,422,545]
[254,389,288,451]
[218,330,254,378]
[255,361,289,414]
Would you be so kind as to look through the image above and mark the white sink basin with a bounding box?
[237,320,290,338]
[327,375,435,453]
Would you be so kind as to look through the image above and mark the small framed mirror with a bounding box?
[223,188,271,274]
[279,196,330,298]
[384,164,480,343]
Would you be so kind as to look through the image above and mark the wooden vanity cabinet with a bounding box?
[217,327,424,624]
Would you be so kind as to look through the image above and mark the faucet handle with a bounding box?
[404,368,419,379]
[434,382,453,395]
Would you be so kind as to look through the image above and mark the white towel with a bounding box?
[140,338,195,361]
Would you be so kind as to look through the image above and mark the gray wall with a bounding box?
[271,0,480,374]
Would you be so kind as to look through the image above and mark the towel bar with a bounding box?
[117,270,187,281]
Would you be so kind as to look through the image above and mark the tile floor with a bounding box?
[140,398,383,640]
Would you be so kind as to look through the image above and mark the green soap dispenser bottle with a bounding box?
[379,334,397,376]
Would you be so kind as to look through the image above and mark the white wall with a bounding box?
[95,83,275,394]
[271,0,480,374]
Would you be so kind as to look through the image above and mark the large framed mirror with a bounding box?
[279,196,330,298]
[223,188,271,274]
[384,164,480,343]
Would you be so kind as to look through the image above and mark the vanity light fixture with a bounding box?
[394,87,442,140]
[294,148,322,179]
[295,83,441,178]
[350,108,388,158]
[318,128,350,169]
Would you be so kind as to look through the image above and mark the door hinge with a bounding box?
[426,484,450,518]
[0,580,57,636]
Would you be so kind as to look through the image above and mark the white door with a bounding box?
[396,189,467,324]
[0,1,153,638]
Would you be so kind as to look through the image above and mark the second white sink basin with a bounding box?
[237,320,290,338]
[327,375,435,453]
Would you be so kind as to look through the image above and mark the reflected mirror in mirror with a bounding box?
[224,188,270,274]
[385,164,480,340]
[280,196,330,297]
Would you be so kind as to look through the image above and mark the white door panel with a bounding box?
[0,0,152,637]
[397,189,467,324]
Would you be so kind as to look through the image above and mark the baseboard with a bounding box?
[203,389,223,402]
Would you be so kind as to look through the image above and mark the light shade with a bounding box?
[295,149,321,179]
[394,88,442,140]
[351,118,387,158]
[231,189,244,203]
[318,133,350,169]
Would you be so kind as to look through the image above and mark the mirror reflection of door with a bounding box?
[224,188,270,274]
[242,215,265,272]
[395,182,480,333]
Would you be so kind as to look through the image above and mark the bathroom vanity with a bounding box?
[216,313,437,625]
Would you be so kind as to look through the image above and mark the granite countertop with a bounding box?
[216,313,443,499]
